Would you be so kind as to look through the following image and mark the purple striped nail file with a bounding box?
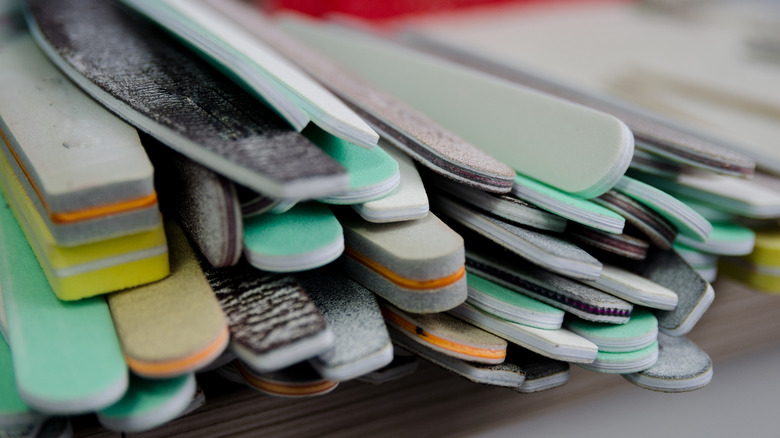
[566,223,650,261]
[595,190,677,249]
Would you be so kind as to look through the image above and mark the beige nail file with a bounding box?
[583,264,679,311]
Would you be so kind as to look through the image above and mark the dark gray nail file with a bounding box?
[595,190,677,249]
[509,346,570,393]
[24,0,348,200]
[200,259,333,373]
[566,223,649,261]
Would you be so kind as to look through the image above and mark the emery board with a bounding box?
[97,374,195,433]
[237,188,278,219]
[565,308,658,353]
[380,300,507,364]
[210,0,516,194]
[24,0,350,200]
[577,341,659,374]
[279,18,634,199]
[433,195,602,280]
[0,35,160,246]
[566,223,649,261]
[595,190,677,249]
[354,142,429,223]
[510,347,570,393]
[674,244,719,271]
[623,333,712,392]
[107,221,229,378]
[583,264,678,311]
[629,149,686,178]
[227,360,338,398]
[339,209,467,313]
[200,260,333,372]
[296,269,393,381]
[0,332,41,430]
[0,198,127,414]
[676,222,755,256]
[243,202,343,272]
[357,353,419,384]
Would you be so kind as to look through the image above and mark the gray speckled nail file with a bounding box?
[223,360,339,398]
[510,346,570,394]
[357,352,419,384]
[388,327,526,389]
[200,259,333,373]
[567,223,649,261]
[595,190,677,249]
[584,264,679,311]
[296,268,393,381]
[24,0,349,200]
[433,195,602,281]
[623,333,713,393]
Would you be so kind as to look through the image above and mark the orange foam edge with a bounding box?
[235,362,339,397]
[344,246,465,290]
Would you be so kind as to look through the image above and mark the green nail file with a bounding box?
[565,308,658,353]
[578,341,659,374]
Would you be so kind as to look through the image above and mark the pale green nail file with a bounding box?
[578,341,659,374]
[0,196,127,414]
[566,223,649,261]
[623,333,712,393]
[280,18,634,199]
[510,347,570,393]
[339,209,467,313]
[450,302,599,364]
[119,0,379,149]
[466,272,565,330]
[0,331,42,430]
[354,143,429,223]
[583,264,679,311]
[675,195,734,223]
[357,352,419,385]
[97,374,195,433]
[243,203,344,273]
[306,128,399,205]
[676,222,755,256]
[433,195,602,280]
[513,173,624,234]
[565,308,658,353]
[595,190,677,249]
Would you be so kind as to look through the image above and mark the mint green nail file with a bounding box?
[0,196,127,414]
[0,331,41,430]
[466,272,565,330]
[279,18,634,199]
[97,374,195,433]
[118,0,379,149]
[354,143,429,223]
[578,341,659,374]
[676,222,755,256]
[306,128,399,205]
[565,308,658,353]
[513,173,624,234]
[583,264,678,310]
[243,203,344,272]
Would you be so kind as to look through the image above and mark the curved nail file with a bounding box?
[357,353,419,384]
[674,244,719,268]
[380,300,507,364]
[466,244,633,324]
[565,308,658,353]
[107,221,229,378]
[510,347,570,393]
[0,332,41,430]
[211,1,515,194]
[614,175,712,242]
[243,203,344,273]
[676,195,734,223]
[450,302,598,363]
[433,195,602,280]
[584,264,678,311]
[354,143,429,223]
[0,35,159,246]
[280,18,634,199]
[238,189,278,218]
[432,176,566,232]
[119,0,378,149]
[296,269,393,381]
[578,341,659,374]
[567,223,649,261]
[595,190,677,249]
[0,199,128,414]
[307,128,399,205]
[339,210,467,313]
[97,374,195,434]
[388,327,525,389]
[24,0,349,200]
[676,222,755,256]
[201,261,333,373]
[466,272,565,330]
[623,333,712,392]
[513,173,624,234]
[227,360,339,398]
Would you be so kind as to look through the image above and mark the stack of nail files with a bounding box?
[720,228,780,293]
[217,360,338,398]
[278,17,635,199]
[0,35,169,301]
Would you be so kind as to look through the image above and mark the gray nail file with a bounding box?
[595,190,677,249]
[510,347,571,393]
[623,333,713,392]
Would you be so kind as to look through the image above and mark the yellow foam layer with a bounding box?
[744,230,780,268]
[720,260,780,294]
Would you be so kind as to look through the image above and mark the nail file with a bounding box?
[675,195,734,223]
[595,190,677,249]
[200,260,333,372]
[510,347,570,393]
[675,222,755,256]
[0,332,41,430]
[566,223,649,261]
[306,128,399,205]
[380,300,507,364]
[466,272,565,330]
[613,175,712,241]
[583,264,678,311]
[107,221,229,378]
[512,173,624,234]
[118,0,378,149]
[0,197,127,414]
[226,360,339,398]
[24,0,349,200]
[466,243,633,324]
[357,353,419,384]
[238,189,278,218]
[388,327,526,388]
[354,143,429,223]
[450,302,598,363]
[279,18,634,199]
[431,175,566,232]
[578,341,659,374]
[0,35,160,246]
[433,195,602,280]
[623,333,712,392]
[565,308,658,353]
[243,203,344,273]
[97,374,195,433]
[210,0,515,194]
[296,269,393,381]
[674,244,719,269]
[629,149,686,178]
